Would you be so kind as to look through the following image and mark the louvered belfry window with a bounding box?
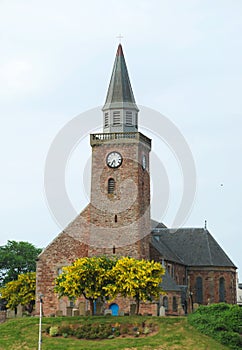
[108,178,115,194]
[113,111,121,125]
[126,111,132,125]
[104,112,109,128]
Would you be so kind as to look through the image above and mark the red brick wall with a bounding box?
[36,135,152,316]
[188,267,237,305]
[161,292,184,316]
[89,138,151,259]
[36,206,90,316]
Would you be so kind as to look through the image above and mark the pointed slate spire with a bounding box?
[102,44,139,133]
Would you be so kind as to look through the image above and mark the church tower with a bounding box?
[89,44,151,259]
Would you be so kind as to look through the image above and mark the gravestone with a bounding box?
[73,309,79,316]
[104,309,112,316]
[79,302,85,316]
[159,306,166,316]
[56,310,63,317]
[130,304,136,316]
[17,304,23,317]
[66,306,73,317]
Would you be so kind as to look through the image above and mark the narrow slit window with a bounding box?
[108,178,115,194]
[114,215,117,222]
[219,277,226,302]
[195,276,203,304]
[163,296,168,310]
[172,297,177,312]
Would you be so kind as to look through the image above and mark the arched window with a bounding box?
[172,296,177,312]
[163,296,168,310]
[219,277,226,302]
[195,276,203,304]
[108,178,115,194]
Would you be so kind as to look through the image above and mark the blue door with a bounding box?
[109,303,119,316]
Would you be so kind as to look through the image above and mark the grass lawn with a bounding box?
[0,316,230,350]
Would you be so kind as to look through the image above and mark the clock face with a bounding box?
[106,152,122,168]
[142,155,146,170]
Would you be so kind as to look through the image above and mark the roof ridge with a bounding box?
[206,230,237,268]
[204,229,213,265]
[152,227,205,232]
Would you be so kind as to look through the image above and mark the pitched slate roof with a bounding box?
[102,44,139,111]
[152,227,236,268]
[161,270,181,292]
[151,235,184,265]
[151,219,167,229]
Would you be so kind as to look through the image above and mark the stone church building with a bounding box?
[36,44,237,316]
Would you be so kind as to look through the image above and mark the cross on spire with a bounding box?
[116,34,124,43]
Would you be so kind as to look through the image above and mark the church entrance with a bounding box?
[109,303,119,316]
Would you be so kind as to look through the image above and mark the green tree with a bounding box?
[55,256,165,316]
[0,240,42,286]
[54,256,116,315]
[0,272,36,313]
[105,257,165,315]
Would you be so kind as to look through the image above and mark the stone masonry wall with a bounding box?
[89,139,151,260]
[188,267,237,305]
[36,206,90,316]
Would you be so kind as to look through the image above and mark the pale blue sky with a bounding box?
[0,0,241,279]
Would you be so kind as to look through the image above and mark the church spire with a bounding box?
[102,44,139,133]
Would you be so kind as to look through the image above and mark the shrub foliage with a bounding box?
[45,320,155,339]
[188,303,242,350]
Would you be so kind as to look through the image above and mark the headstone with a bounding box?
[193,303,199,311]
[7,309,16,318]
[79,302,85,316]
[72,309,79,316]
[104,309,112,316]
[56,310,63,317]
[66,306,73,317]
[96,300,103,315]
[17,304,23,317]
[159,306,166,316]
[0,311,6,323]
[58,299,67,316]
[130,304,136,316]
